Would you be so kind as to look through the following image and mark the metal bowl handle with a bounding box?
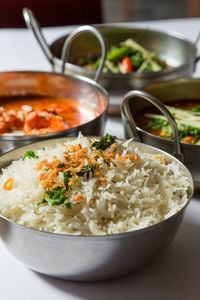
[193,30,200,70]
[61,25,106,83]
[121,90,184,162]
[23,7,54,65]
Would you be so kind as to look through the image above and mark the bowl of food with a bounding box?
[23,8,200,95]
[121,84,200,189]
[0,23,108,154]
[0,20,108,155]
[0,133,193,281]
[0,70,108,155]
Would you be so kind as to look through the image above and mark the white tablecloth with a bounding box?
[1,18,200,300]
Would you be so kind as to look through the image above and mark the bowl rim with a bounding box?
[50,24,197,78]
[0,136,194,240]
[0,70,109,141]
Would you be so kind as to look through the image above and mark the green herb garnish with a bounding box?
[45,167,49,171]
[57,163,65,168]
[63,171,72,190]
[65,202,72,209]
[37,198,47,206]
[77,164,96,178]
[40,187,67,206]
[24,150,39,159]
[91,133,116,151]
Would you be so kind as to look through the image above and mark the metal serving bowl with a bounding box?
[121,86,200,190]
[23,8,200,95]
[0,136,193,281]
[0,71,108,155]
[0,25,108,155]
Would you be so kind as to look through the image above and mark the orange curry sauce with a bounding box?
[0,97,97,135]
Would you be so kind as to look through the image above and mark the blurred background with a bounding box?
[0,0,199,28]
[103,0,200,22]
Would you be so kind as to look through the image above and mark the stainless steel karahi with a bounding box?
[23,8,200,95]
[0,24,108,155]
[0,136,193,281]
[121,87,200,189]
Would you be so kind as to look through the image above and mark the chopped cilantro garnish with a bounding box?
[77,164,96,178]
[45,167,49,171]
[41,187,67,206]
[37,198,47,206]
[65,202,72,209]
[24,150,39,159]
[63,171,72,190]
[57,163,65,168]
[91,134,116,151]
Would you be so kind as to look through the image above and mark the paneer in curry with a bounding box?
[0,96,97,135]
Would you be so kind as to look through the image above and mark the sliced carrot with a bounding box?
[3,178,14,191]
[182,136,194,144]
[160,131,168,137]
[73,194,84,202]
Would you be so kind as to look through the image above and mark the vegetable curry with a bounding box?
[77,38,168,74]
[0,96,97,135]
[136,100,200,145]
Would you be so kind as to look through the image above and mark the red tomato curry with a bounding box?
[0,96,97,135]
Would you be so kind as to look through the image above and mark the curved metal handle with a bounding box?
[61,25,106,82]
[194,55,200,66]
[121,90,184,162]
[193,30,200,71]
[23,7,54,65]
[194,30,200,46]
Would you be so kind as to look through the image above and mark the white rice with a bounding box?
[0,133,192,236]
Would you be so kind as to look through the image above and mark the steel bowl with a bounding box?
[0,71,108,155]
[121,86,200,190]
[0,24,108,155]
[0,136,194,281]
[23,9,200,96]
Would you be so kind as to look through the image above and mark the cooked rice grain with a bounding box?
[0,134,192,235]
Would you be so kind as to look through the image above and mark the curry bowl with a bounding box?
[0,23,108,154]
[0,71,108,155]
[23,8,200,96]
[0,135,193,281]
[121,84,200,189]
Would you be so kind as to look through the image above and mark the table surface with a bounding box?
[1,18,200,300]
